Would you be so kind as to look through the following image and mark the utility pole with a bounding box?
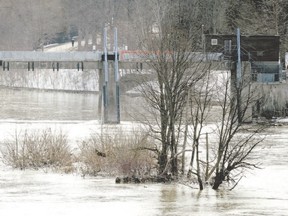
[114,27,120,123]
[236,28,242,123]
[236,28,242,88]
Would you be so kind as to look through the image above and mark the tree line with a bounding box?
[0,0,287,56]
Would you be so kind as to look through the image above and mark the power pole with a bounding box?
[236,28,242,88]
[236,28,242,123]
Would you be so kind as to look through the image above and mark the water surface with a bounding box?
[0,88,287,216]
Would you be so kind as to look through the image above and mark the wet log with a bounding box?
[115,174,173,184]
[95,149,106,157]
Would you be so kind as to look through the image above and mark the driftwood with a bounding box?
[95,149,106,157]
[115,174,173,184]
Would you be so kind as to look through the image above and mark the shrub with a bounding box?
[0,129,73,172]
[77,129,157,177]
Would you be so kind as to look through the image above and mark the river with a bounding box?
[0,88,287,216]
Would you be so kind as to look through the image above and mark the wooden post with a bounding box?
[205,132,209,181]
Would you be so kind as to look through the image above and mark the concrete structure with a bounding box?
[0,51,119,123]
[0,51,102,72]
[205,34,288,120]
[1,35,286,121]
[205,34,281,83]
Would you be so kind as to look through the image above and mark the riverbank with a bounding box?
[0,122,287,215]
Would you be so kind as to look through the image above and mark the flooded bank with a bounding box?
[0,154,287,216]
[0,88,287,215]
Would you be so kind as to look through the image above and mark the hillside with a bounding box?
[0,0,287,56]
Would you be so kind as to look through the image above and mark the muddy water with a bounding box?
[0,88,99,120]
[0,88,287,215]
[0,87,138,121]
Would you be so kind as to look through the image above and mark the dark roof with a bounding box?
[205,35,280,61]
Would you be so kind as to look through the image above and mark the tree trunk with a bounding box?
[187,143,196,178]
[171,156,178,176]
[196,142,204,190]
[212,170,225,190]
[159,148,168,174]
[197,174,204,190]
[170,123,178,176]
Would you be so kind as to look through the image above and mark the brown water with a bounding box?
[0,88,287,216]
[0,87,99,120]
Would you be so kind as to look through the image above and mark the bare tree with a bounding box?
[186,67,215,190]
[180,57,267,190]
[206,66,266,190]
[130,0,211,177]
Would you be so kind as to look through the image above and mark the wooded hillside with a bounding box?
[0,0,287,58]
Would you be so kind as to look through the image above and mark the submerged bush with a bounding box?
[0,127,157,177]
[1,129,73,172]
[78,129,157,177]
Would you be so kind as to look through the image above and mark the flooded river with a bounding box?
[0,88,287,216]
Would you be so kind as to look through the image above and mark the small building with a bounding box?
[205,34,281,83]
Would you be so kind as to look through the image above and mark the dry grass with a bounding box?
[77,129,157,177]
[0,128,157,177]
[0,129,73,172]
